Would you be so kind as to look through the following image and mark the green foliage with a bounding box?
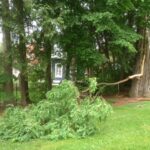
[46,80,79,102]
[70,98,112,137]
[46,80,79,116]
[0,74,10,84]
[28,65,47,103]
[89,78,97,94]
[0,80,112,142]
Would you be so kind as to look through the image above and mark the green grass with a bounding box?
[1,101,150,150]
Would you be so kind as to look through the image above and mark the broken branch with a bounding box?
[82,55,145,93]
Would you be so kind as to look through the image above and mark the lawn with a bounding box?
[1,101,150,150]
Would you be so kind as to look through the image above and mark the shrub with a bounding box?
[0,80,112,141]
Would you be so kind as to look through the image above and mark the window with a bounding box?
[55,63,63,78]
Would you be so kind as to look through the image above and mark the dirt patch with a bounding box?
[105,95,150,106]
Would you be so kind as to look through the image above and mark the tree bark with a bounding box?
[2,0,14,101]
[130,28,150,97]
[13,0,31,104]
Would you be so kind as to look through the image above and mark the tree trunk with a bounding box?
[65,53,71,80]
[2,0,14,101]
[130,28,150,97]
[46,62,52,90]
[45,42,52,91]
[13,0,31,104]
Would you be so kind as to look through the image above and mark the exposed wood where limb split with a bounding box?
[82,55,145,93]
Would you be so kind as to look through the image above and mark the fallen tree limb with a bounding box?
[82,55,145,93]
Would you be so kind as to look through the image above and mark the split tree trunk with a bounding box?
[2,0,14,101]
[130,28,150,97]
[13,0,31,104]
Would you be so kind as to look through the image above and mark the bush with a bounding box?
[0,80,112,141]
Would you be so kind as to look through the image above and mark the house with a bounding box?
[26,43,66,85]
[51,46,66,85]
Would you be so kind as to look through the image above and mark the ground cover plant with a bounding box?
[0,80,112,142]
[1,101,150,150]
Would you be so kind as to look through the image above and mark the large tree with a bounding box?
[13,0,31,104]
[129,0,150,97]
[1,0,14,101]
[130,28,150,97]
